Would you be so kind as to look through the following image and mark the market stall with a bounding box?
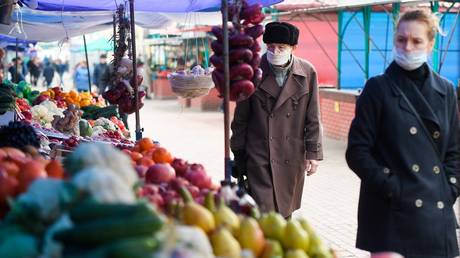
[0,0,339,257]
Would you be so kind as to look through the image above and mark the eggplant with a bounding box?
[250,53,261,70]
[211,41,223,55]
[229,48,253,63]
[229,33,254,48]
[241,3,263,20]
[210,55,224,70]
[230,80,255,101]
[211,26,223,41]
[252,68,263,86]
[251,41,261,53]
[230,63,254,81]
[212,70,224,90]
[244,25,264,39]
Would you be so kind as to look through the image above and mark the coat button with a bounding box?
[286,113,291,118]
[412,164,420,173]
[415,199,423,207]
[433,131,440,139]
[270,136,273,141]
[285,160,289,164]
[450,177,457,184]
[437,201,444,209]
[383,167,390,174]
[433,166,440,174]
[409,127,417,135]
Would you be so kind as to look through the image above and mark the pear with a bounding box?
[261,239,284,258]
[238,217,266,257]
[259,212,287,242]
[284,249,309,258]
[179,187,215,233]
[210,227,241,258]
[297,218,315,236]
[307,233,332,258]
[282,220,310,251]
[214,196,240,235]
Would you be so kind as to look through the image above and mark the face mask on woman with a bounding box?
[267,49,292,66]
[393,48,428,71]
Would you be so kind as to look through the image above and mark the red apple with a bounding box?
[0,171,18,205]
[187,185,200,198]
[148,194,164,208]
[171,158,189,177]
[145,163,175,184]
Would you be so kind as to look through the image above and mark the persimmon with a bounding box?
[45,160,65,179]
[152,147,174,164]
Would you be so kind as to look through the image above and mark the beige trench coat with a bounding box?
[231,55,323,217]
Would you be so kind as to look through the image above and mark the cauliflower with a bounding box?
[91,126,107,136]
[94,118,117,131]
[72,167,136,204]
[30,101,64,128]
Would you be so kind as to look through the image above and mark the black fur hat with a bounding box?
[263,22,299,46]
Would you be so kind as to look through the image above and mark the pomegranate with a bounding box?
[18,160,47,192]
[169,177,190,192]
[185,163,212,189]
[0,171,18,205]
[171,158,189,177]
[145,163,175,184]
[134,165,149,178]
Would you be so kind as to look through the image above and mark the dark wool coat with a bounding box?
[346,62,460,258]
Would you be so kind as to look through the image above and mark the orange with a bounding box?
[130,151,143,162]
[138,137,155,152]
[137,157,155,167]
[152,147,174,164]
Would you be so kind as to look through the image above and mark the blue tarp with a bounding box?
[21,0,282,12]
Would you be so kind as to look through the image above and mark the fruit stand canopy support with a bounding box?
[20,0,282,12]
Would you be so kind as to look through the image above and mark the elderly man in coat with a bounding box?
[231,22,323,218]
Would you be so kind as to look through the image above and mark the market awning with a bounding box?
[20,0,282,12]
[0,8,222,42]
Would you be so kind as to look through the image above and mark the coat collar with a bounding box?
[385,61,443,128]
[385,61,446,96]
[259,54,308,111]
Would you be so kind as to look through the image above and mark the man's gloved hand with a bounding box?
[231,149,247,179]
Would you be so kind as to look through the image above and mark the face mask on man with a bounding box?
[267,49,292,66]
[393,48,428,71]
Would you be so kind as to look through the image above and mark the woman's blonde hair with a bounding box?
[396,9,443,41]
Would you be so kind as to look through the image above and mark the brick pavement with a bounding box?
[130,99,459,258]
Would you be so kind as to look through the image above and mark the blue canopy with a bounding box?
[0,34,36,49]
[20,0,282,12]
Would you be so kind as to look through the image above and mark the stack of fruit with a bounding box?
[35,88,104,109]
[210,0,264,101]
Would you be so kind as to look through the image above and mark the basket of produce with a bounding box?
[168,66,214,99]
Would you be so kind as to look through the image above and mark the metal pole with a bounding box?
[113,14,117,52]
[129,0,142,140]
[222,0,230,181]
[363,6,371,81]
[431,1,440,72]
[337,11,342,89]
[15,38,18,83]
[83,35,92,92]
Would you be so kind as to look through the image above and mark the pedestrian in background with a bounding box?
[346,9,459,257]
[231,22,323,219]
[73,61,90,92]
[8,57,25,83]
[93,54,108,93]
[43,61,55,88]
[27,56,41,86]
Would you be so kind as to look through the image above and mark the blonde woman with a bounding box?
[346,9,459,257]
